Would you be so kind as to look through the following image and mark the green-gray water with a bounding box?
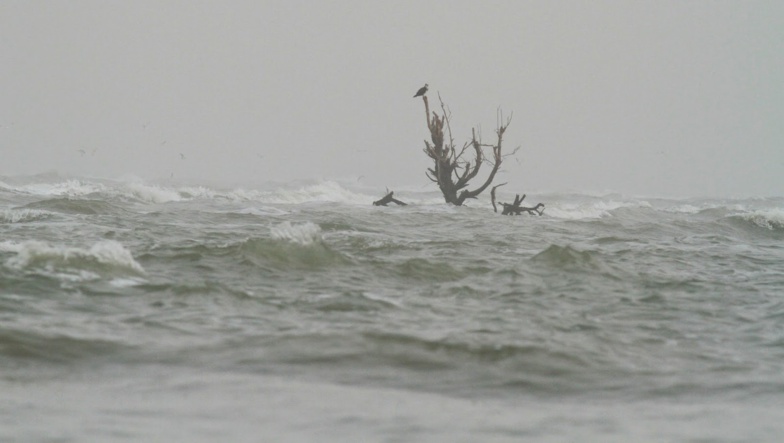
[2,175,784,442]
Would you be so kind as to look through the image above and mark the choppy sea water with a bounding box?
[1,173,783,442]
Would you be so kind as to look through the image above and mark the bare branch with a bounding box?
[491,182,507,213]
[417,92,534,210]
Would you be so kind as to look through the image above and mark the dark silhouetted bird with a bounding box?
[413,84,429,98]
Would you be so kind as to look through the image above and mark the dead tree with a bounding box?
[491,183,544,216]
[421,93,512,206]
[373,191,407,206]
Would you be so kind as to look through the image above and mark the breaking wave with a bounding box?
[0,208,53,223]
[122,182,183,203]
[270,221,323,246]
[1,240,145,277]
[19,198,121,215]
[734,209,784,231]
[258,181,375,205]
[544,199,651,220]
[236,222,350,269]
[2,176,377,206]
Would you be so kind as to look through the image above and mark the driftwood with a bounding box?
[373,191,408,206]
[491,183,544,216]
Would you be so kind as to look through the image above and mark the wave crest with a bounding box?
[737,209,784,231]
[123,182,183,203]
[545,200,651,220]
[2,240,145,276]
[0,208,52,223]
[237,222,349,269]
[270,221,323,246]
[531,244,608,272]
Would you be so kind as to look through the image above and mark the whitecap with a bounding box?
[177,186,217,199]
[123,182,183,203]
[664,204,703,214]
[739,208,784,230]
[21,179,105,197]
[225,188,268,201]
[263,181,376,205]
[110,277,148,287]
[4,240,145,274]
[235,207,289,216]
[270,221,323,245]
[0,208,52,223]
[545,199,651,220]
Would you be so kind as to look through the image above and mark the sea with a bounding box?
[1,173,783,442]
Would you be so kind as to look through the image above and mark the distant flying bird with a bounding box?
[78,149,86,156]
[413,83,429,98]
[179,153,186,160]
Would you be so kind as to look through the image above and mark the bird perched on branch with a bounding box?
[413,83,429,98]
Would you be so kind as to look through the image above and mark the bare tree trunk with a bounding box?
[421,94,510,206]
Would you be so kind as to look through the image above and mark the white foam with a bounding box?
[0,208,52,223]
[262,181,375,205]
[545,200,650,220]
[177,186,217,199]
[270,221,323,245]
[17,179,105,197]
[664,204,703,214]
[123,182,183,203]
[225,188,268,201]
[235,206,289,216]
[3,240,145,274]
[740,208,784,230]
[110,277,148,287]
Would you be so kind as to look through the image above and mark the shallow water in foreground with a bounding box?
[2,175,784,442]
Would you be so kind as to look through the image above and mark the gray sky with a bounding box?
[1,1,782,197]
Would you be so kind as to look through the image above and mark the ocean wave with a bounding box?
[231,206,289,216]
[270,221,323,246]
[307,291,403,312]
[237,222,350,269]
[3,176,383,206]
[122,182,183,203]
[19,198,121,215]
[545,199,651,220]
[0,328,124,363]
[235,331,597,394]
[735,209,784,231]
[0,208,53,223]
[7,179,107,198]
[1,240,145,277]
[531,244,614,275]
[394,258,464,281]
[0,180,16,193]
[259,181,376,205]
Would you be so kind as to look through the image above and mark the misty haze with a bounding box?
[2,2,784,442]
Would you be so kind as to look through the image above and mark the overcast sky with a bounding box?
[1,1,782,197]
